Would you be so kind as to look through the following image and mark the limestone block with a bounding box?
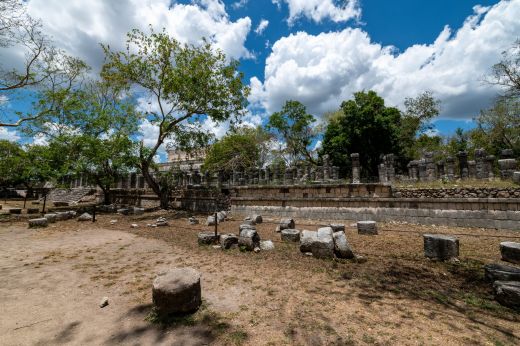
[217,211,226,222]
[423,234,459,260]
[44,213,57,223]
[220,234,238,249]
[251,214,263,224]
[279,218,295,231]
[500,242,520,264]
[493,281,520,310]
[238,228,260,251]
[484,263,520,282]
[357,221,377,235]
[198,232,218,245]
[310,227,335,259]
[133,207,145,215]
[513,172,520,184]
[299,230,317,253]
[152,268,202,316]
[333,231,354,259]
[329,224,345,233]
[55,211,71,221]
[281,229,300,242]
[206,216,217,226]
[28,218,48,228]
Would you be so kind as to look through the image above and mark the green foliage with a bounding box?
[267,100,318,165]
[203,126,271,174]
[0,140,25,186]
[321,90,403,177]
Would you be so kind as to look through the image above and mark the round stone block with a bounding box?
[357,221,377,235]
[238,228,260,251]
[493,281,520,310]
[28,218,48,228]
[423,234,459,260]
[485,263,520,282]
[44,213,57,223]
[279,218,295,231]
[152,268,202,316]
[500,242,520,264]
[281,229,300,242]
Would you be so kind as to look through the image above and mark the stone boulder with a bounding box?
[329,224,345,233]
[357,221,377,235]
[281,229,300,242]
[423,234,459,260]
[198,232,218,245]
[77,212,92,222]
[26,208,39,214]
[28,218,48,228]
[207,216,217,226]
[152,268,202,316]
[493,281,520,310]
[238,228,260,251]
[500,242,520,264]
[279,218,295,231]
[310,227,335,259]
[55,211,71,221]
[484,263,520,282]
[156,217,168,227]
[220,234,238,249]
[260,240,275,251]
[217,211,226,223]
[44,213,57,223]
[333,231,354,259]
[251,214,263,224]
[300,230,318,253]
[188,217,199,225]
[9,208,22,214]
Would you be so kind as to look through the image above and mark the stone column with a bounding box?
[315,166,323,182]
[475,148,487,179]
[284,167,294,185]
[418,159,427,181]
[332,166,339,181]
[468,161,476,179]
[436,160,445,180]
[351,153,360,184]
[457,151,469,179]
[486,155,495,180]
[407,160,418,181]
[265,167,271,185]
[445,157,455,181]
[384,154,395,182]
[323,154,331,181]
[424,152,436,181]
[378,163,388,183]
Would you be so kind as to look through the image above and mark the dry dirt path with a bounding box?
[1,214,519,345]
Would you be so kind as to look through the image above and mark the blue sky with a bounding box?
[1,0,518,148]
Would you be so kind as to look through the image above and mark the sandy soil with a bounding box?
[1,210,519,345]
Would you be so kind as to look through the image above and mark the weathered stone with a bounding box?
[188,217,199,225]
[152,268,202,316]
[484,263,520,282]
[513,172,520,184]
[131,224,139,228]
[77,212,92,222]
[99,297,109,308]
[253,246,261,253]
[333,231,355,259]
[423,234,459,260]
[9,208,22,214]
[238,228,260,251]
[220,234,238,249]
[500,242,520,264]
[357,221,377,235]
[55,211,71,221]
[281,229,301,242]
[329,224,345,233]
[217,211,226,222]
[133,207,145,215]
[53,201,69,207]
[239,224,255,232]
[26,208,39,214]
[117,208,130,215]
[310,227,335,259]
[67,210,77,218]
[198,232,218,245]
[279,218,295,231]
[44,213,57,223]
[300,230,317,253]
[493,281,520,310]
[251,214,263,224]
[207,216,217,226]
[156,217,169,227]
[260,240,275,251]
[28,218,48,228]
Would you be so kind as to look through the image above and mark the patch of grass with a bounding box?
[425,290,452,305]
[227,330,248,345]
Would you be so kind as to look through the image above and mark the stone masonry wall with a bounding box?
[393,187,520,199]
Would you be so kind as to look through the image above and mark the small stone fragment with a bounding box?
[207,216,217,226]
[188,217,199,225]
[99,297,109,308]
[133,207,145,215]
[251,214,263,224]
[117,208,130,215]
[77,212,92,222]
[253,247,261,253]
[198,232,218,245]
[131,224,138,228]
[260,240,275,251]
[156,217,168,227]
[279,218,295,231]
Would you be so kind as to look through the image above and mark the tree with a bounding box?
[0,139,24,187]
[102,28,249,209]
[203,126,271,175]
[321,91,402,177]
[266,100,318,165]
[488,40,520,98]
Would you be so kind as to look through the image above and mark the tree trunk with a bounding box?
[141,161,170,209]
[103,186,111,205]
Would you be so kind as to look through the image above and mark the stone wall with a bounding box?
[393,187,520,199]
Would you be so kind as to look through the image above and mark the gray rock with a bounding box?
[329,224,345,233]
[251,214,263,224]
[152,268,202,316]
[67,211,77,218]
[55,211,71,221]
[493,281,520,310]
[198,232,218,245]
[188,217,199,225]
[423,234,459,260]
[78,212,92,222]
[238,228,260,251]
[300,230,317,253]
[253,246,261,253]
[357,221,377,235]
[99,297,109,308]
[500,242,520,264]
[239,224,255,232]
[220,234,238,249]
[28,218,48,228]
[117,208,130,215]
[260,240,275,251]
[217,211,226,222]
[131,224,139,228]
[281,229,300,242]
[279,218,295,231]
[156,217,168,227]
[333,231,354,259]
[133,207,145,215]
[354,254,367,263]
[44,213,57,223]
[484,263,520,282]
[207,216,217,226]
[310,227,335,259]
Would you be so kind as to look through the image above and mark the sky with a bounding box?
[1,0,519,160]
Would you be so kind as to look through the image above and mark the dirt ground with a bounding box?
[1,209,519,346]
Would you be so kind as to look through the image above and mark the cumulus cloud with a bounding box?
[255,19,269,35]
[251,1,520,119]
[0,127,21,141]
[272,0,360,24]
[232,0,249,10]
[19,0,252,73]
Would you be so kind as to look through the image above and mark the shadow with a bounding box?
[35,321,81,345]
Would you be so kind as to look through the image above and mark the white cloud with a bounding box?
[255,19,269,35]
[232,0,249,10]
[21,0,252,73]
[0,127,20,141]
[251,1,520,119]
[0,95,8,105]
[272,0,360,24]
